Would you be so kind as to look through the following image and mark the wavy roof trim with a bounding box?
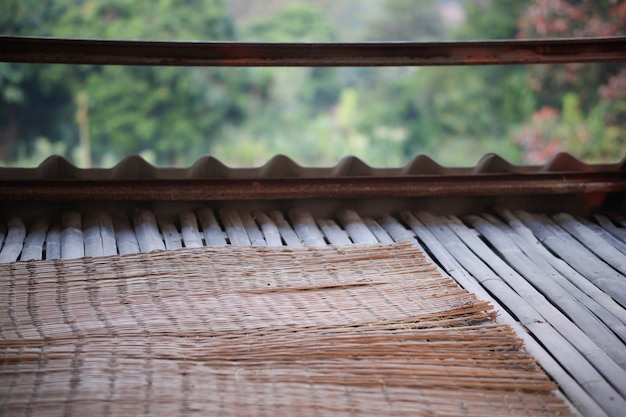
[0,153,623,180]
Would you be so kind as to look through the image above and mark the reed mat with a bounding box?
[0,242,572,416]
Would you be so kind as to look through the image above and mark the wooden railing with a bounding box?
[1,36,626,66]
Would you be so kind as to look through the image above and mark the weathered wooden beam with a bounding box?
[0,172,623,201]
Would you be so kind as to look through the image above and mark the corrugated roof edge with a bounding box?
[1,153,623,180]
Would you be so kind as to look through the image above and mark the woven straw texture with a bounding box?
[0,243,572,416]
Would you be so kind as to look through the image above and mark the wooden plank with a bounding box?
[554,213,626,275]
[44,223,61,260]
[407,210,623,417]
[61,211,84,259]
[288,208,326,246]
[363,218,394,244]
[179,211,203,248]
[132,209,165,253]
[112,213,140,255]
[252,211,283,247]
[466,214,626,368]
[515,210,626,308]
[317,219,352,245]
[268,210,301,247]
[594,214,626,245]
[0,217,26,263]
[21,217,49,261]
[495,208,626,326]
[157,217,182,250]
[337,209,378,244]
[197,208,226,246]
[219,208,250,246]
[239,211,266,246]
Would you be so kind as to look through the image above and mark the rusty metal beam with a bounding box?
[2,36,626,66]
[0,172,623,201]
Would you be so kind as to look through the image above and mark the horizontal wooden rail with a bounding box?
[0,172,623,201]
[2,36,626,66]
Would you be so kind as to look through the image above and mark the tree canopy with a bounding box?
[1,0,623,167]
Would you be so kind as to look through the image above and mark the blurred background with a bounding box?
[1,0,625,168]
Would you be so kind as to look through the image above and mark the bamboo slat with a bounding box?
[132,209,165,253]
[179,211,203,248]
[317,219,352,245]
[578,216,626,253]
[595,214,626,244]
[83,210,116,257]
[112,212,140,255]
[100,210,117,256]
[269,210,302,247]
[288,208,326,246]
[337,209,378,244]
[20,217,49,261]
[554,213,626,275]
[378,215,418,244]
[0,218,26,263]
[196,207,226,246]
[363,218,395,244]
[60,211,83,259]
[219,208,251,246]
[239,210,266,246]
[84,210,105,256]
[157,217,183,250]
[44,223,61,260]
[253,210,283,247]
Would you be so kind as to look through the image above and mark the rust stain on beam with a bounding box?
[1,36,626,67]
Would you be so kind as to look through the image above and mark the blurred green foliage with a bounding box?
[0,0,624,168]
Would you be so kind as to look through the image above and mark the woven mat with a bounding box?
[0,242,572,416]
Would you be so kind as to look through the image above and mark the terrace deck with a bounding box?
[1,203,625,416]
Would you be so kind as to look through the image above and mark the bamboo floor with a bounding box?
[1,206,625,416]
